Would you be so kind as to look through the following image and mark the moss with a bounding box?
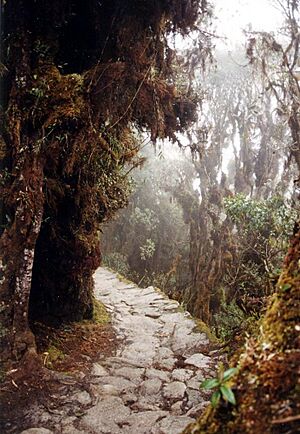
[44,345,65,368]
[184,230,300,434]
[91,298,110,325]
[194,319,218,343]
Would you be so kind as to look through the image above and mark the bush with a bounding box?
[102,253,129,276]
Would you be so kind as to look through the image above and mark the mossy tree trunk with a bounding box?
[183,224,300,434]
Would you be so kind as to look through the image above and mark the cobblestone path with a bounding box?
[21,268,217,434]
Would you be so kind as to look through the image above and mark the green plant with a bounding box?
[102,252,129,276]
[201,364,238,407]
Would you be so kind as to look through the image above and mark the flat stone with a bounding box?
[81,396,131,433]
[131,398,160,411]
[186,372,206,391]
[140,378,162,395]
[20,430,54,434]
[171,369,194,382]
[157,415,195,434]
[163,302,180,311]
[73,390,92,406]
[162,381,186,400]
[186,389,203,407]
[145,310,161,319]
[145,368,170,382]
[91,363,109,377]
[156,347,174,358]
[97,375,136,393]
[184,353,211,369]
[125,411,168,434]
[114,366,144,384]
[155,357,176,370]
[96,384,119,395]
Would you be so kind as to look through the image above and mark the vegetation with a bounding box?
[0,0,299,433]
[0,0,210,364]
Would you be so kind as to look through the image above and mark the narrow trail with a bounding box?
[22,268,217,434]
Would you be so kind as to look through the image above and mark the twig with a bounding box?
[272,414,300,424]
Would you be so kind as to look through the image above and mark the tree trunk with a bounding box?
[0,157,44,361]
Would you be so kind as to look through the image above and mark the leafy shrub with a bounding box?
[102,253,129,276]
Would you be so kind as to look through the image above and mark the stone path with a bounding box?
[22,268,217,434]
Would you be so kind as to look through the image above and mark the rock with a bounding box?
[162,381,186,400]
[125,411,168,433]
[186,389,203,407]
[156,347,174,358]
[97,375,136,393]
[62,427,82,434]
[156,357,176,370]
[171,401,183,415]
[186,372,206,390]
[146,368,170,382]
[131,398,160,411]
[80,396,131,433]
[184,353,211,369]
[145,310,161,319]
[162,302,180,311]
[114,366,144,384]
[20,429,54,434]
[99,384,119,395]
[186,401,210,418]
[171,369,194,382]
[73,390,92,405]
[157,415,195,434]
[140,378,162,395]
[91,363,109,377]
[122,391,138,405]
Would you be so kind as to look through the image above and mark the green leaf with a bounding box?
[200,378,219,390]
[211,390,221,408]
[223,367,238,382]
[220,385,236,405]
[281,283,292,292]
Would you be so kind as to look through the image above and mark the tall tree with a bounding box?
[184,1,300,432]
[0,0,211,364]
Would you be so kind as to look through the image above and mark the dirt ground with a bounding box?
[0,319,118,434]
